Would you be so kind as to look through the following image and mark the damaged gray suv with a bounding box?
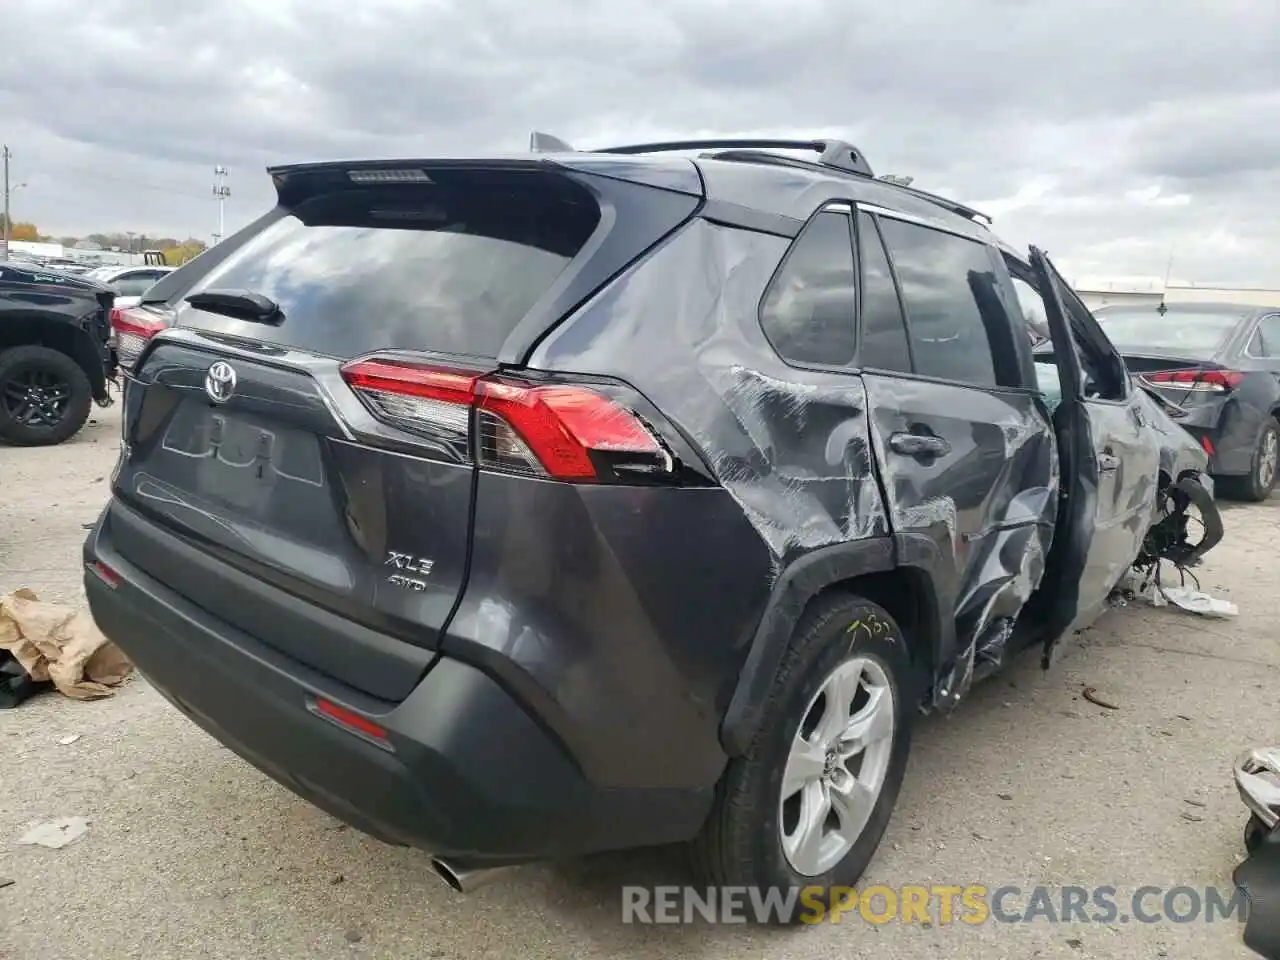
[84,134,1221,916]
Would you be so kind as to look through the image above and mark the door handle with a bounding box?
[889,432,951,458]
[1098,452,1120,472]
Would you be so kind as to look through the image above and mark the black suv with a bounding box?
[0,260,115,445]
[85,136,1218,911]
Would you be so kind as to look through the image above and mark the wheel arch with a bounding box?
[0,312,107,402]
[720,538,947,757]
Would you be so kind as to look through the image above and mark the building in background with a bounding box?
[1075,276,1280,310]
[5,239,63,260]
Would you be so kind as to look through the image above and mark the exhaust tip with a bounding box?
[431,858,465,893]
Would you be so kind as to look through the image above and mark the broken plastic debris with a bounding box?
[57,734,81,746]
[1122,573,1239,618]
[1235,746,1280,830]
[17,817,90,849]
[1160,586,1238,618]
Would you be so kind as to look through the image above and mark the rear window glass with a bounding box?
[1095,310,1241,355]
[176,178,600,359]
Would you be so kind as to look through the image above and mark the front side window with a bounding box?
[877,218,1004,388]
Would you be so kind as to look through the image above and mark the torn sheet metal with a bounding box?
[0,589,133,700]
[528,218,890,562]
[531,218,1059,711]
[861,374,1059,704]
[1135,386,1210,485]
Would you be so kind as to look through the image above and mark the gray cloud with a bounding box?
[1,0,1277,285]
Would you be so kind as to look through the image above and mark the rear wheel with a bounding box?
[0,346,93,446]
[1220,419,1279,502]
[691,593,914,924]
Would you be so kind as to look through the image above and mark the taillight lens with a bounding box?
[340,358,673,484]
[1142,368,1245,393]
[111,307,168,372]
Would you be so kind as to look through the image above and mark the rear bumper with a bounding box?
[84,510,712,863]
[1173,401,1264,477]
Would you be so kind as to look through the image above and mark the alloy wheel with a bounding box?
[1,366,73,428]
[778,656,896,877]
[1259,429,1278,491]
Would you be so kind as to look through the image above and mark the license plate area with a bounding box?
[160,401,326,514]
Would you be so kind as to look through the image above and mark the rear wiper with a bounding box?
[184,288,283,324]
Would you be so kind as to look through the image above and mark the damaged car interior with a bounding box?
[82,132,1229,924]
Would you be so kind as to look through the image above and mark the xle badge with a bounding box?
[385,551,434,592]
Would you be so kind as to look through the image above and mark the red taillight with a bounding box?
[1143,368,1245,392]
[87,560,121,588]
[311,696,392,749]
[111,307,168,372]
[339,358,670,483]
[1201,435,1216,456]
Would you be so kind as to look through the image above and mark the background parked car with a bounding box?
[88,265,175,369]
[1093,302,1280,501]
[0,259,115,445]
[88,263,175,299]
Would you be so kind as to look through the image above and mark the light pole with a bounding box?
[2,145,11,259]
[212,166,229,245]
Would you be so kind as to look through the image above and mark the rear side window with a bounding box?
[877,218,1003,388]
[759,211,857,366]
[176,176,601,359]
[855,213,912,373]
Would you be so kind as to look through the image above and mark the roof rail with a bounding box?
[886,182,992,224]
[592,138,874,178]
[704,148,991,223]
[524,131,988,223]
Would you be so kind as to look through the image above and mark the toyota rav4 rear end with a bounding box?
[84,156,776,869]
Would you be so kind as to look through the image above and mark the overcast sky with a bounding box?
[1,0,1277,286]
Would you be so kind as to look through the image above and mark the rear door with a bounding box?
[108,162,698,701]
[1025,247,1160,642]
[856,209,1057,689]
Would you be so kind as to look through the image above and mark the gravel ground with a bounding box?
[1,402,1276,959]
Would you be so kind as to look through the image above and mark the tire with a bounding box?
[0,345,93,447]
[1245,814,1270,855]
[1219,419,1280,503]
[691,592,915,924]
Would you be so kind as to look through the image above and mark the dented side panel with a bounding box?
[529,217,1065,725]
[1136,385,1213,488]
[528,218,889,565]
[1080,398,1162,608]
[862,373,1058,696]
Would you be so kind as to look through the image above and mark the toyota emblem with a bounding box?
[205,361,237,403]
